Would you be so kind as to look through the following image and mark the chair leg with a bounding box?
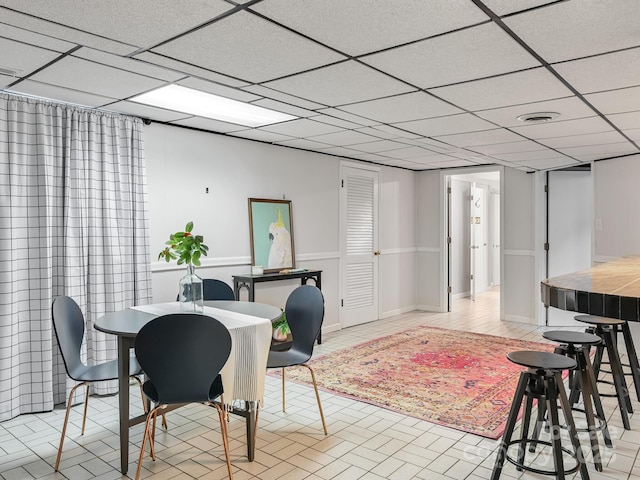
[135,405,160,480]
[81,383,90,435]
[55,381,87,471]
[133,375,167,429]
[212,403,234,480]
[302,364,328,435]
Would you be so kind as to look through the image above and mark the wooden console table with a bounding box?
[541,256,640,321]
[233,269,323,343]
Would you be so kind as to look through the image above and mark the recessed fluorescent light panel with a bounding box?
[130,84,296,127]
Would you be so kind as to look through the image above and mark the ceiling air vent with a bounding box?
[516,112,560,123]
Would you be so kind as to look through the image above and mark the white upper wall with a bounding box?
[593,154,640,260]
[144,123,417,331]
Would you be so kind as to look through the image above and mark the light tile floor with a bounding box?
[1,290,639,479]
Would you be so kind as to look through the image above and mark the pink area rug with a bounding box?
[276,326,556,438]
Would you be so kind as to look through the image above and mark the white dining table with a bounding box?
[94,300,280,475]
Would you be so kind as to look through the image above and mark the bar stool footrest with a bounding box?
[506,439,579,476]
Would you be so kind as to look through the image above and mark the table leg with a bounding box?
[246,401,257,461]
[117,337,133,475]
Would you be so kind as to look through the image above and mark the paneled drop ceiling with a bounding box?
[1,0,639,172]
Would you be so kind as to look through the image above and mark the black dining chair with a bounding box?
[51,296,147,472]
[134,313,234,480]
[177,278,236,301]
[266,285,327,434]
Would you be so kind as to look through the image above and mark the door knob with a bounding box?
[374,251,381,256]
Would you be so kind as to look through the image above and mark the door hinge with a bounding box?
[447,286,452,293]
[341,179,344,188]
[341,298,344,307]
[470,274,474,280]
[544,184,548,193]
[544,242,550,251]
[447,236,451,244]
[447,186,451,194]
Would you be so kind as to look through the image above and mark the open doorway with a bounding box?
[446,170,501,313]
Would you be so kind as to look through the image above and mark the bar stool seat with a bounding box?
[574,315,638,430]
[541,330,612,472]
[491,351,589,480]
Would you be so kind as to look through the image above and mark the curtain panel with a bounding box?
[0,93,152,421]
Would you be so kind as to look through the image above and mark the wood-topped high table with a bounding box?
[541,256,640,321]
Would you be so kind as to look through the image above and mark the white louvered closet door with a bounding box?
[340,165,379,328]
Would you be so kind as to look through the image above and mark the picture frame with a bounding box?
[248,198,295,273]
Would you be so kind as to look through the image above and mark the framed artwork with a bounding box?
[248,198,295,273]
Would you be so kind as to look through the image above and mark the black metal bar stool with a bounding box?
[574,315,635,430]
[539,330,613,472]
[491,351,589,480]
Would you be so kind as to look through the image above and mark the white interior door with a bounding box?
[470,184,488,298]
[340,165,379,328]
[490,192,501,286]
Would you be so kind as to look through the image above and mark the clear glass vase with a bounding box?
[178,264,203,313]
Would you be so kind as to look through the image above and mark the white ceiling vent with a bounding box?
[516,112,561,123]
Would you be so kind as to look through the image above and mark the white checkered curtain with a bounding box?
[0,93,153,421]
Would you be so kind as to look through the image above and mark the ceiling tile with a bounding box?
[0,6,145,55]
[539,131,630,149]
[434,128,524,147]
[474,96,596,127]
[0,22,75,52]
[7,81,116,108]
[242,85,325,110]
[394,113,499,137]
[362,23,539,89]
[0,0,232,52]
[481,0,558,16]
[0,73,14,88]
[262,61,414,106]
[227,128,295,142]
[554,49,640,94]
[249,0,488,56]
[381,146,440,160]
[623,129,640,142]
[515,158,580,170]
[307,130,378,147]
[349,140,417,154]
[494,149,567,162]
[470,140,548,155]
[312,146,363,158]
[258,118,343,137]
[510,116,612,139]
[430,67,572,111]
[0,38,63,78]
[153,11,345,83]
[73,48,184,82]
[339,91,462,124]
[608,111,640,131]
[275,138,335,150]
[585,86,640,115]
[29,56,167,99]
[309,114,367,130]
[503,0,640,62]
[133,52,249,88]
[371,124,423,139]
[557,142,639,159]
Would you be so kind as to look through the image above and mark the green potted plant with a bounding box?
[158,221,209,311]
[272,311,290,342]
[158,221,208,266]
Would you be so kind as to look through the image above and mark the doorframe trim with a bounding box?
[440,165,504,316]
